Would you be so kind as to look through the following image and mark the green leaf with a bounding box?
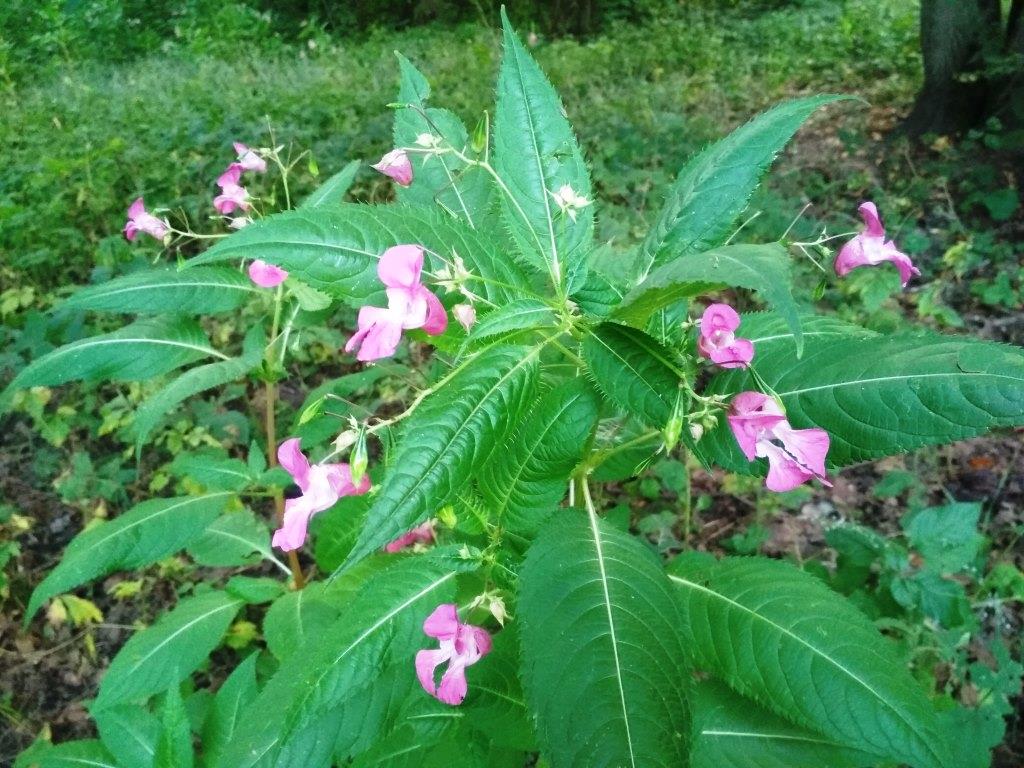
[263,582,342,661]
[702,332,1024,467]
[637,95,847,278]
[95,591,242,709]
[479,380,599,538]
[615,244,803,353]
[94,705,159,768]
[464,626,535,751]
[168,452,251,491]
[466,299,559,345]
[300,159,361,210]
[132,325,264,452]
[519,511,692,767]
[60,266,257,315]
[154,686,193,768]
[311,495,370,572]
[902,502,984,574]
[669,555,952,768]
[393,54,492,226]
[14,740,118,768]
[203,654,259,767]
[494,8,593,283]
[582,323,681,428]
[341,345,540,570]
[692,680,875,768]
[186,205,528,307]
[26,492,231,621]
[2,317,224,402]
[186,509,273,568]
[215,557,460,768]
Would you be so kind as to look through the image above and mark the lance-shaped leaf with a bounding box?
[2,317,224,403]
[518,511,692,767]
[615,243,803,353]
[132,324,264,452]
[300,159,361,210]
[479,380,599,538]
[26,492,232,621]
[154,685,193,768]
[341,345,540,570]
[93,705,159,768]
[215,557,460,768]
[669,555,952,768]
[203,654,259,766]
[13,740,118,768]
[60,266,257,315]
[637,95,847,279]
[466,299,559,345]
[691,680,876,768]
[185,204,528,306]
[393,53,492,226]
[582,323,681,428]
[494,8,592,283]
[700,332,1024,468]
[186,509,273,569]
[95,590,243,708]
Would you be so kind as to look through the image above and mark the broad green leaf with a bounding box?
[591,418,662,482]
[582,323,682,428]
[26,492,231,620]
[637,95,847,278]
[701,333,1024,468]
[168,452,251,491]
[519,511,692,767]
[341,345,540,570]
[154,686,193,768]
[464,626,535,751]
[311,495,370,572]
[95,591,242,708]
[2,317,224,401]
[466,299,559,345]
[203,654,259,767]
[572,268,624,319]
[331,662,422,761]
[263,582,341,661]
[300,159,361,209]
[93,705,159,768]
[60,266,257,315]
[615,244,803,352]
[14,740,117,768]
[494,8,592,284]
[225,575,285,605]
[479,380,599,538]
[393,53,492,226]
[902,502,984,574]
[132,325,264,452]
[738,310,876,354]
[186,509,272,568]
[692,680,875,768]
[186,205,529,307]
[215,557,460,768]
[669,555,952,768]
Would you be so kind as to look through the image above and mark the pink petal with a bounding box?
[248,260,288,288]
[277,437,311,492]
[384,531,418,553]
[834,234,870,277]
[272,496,316,551]
[700,303,741,337]
[323,463,371,497]
[387,287,428,330]
[233,141,248,156]
[774,423,831,481]
[420,288,448,336]
[436,662,469,705]
[372,149,413,187]
[345,306,405,361]
[127,197,146,219]
[880,241,920,287]
[415,647,451,697]
[470,626,492,657]
[217,164,243,188]
[708,338,754,369]
[727,392,786,461]
[123,221,139,241]
[858,201,885,238]
[759,441,816,493]
[423,604,461,640]
[378,245,424,290]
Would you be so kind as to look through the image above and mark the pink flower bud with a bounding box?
[453,304,476,332]
[372,149,413,187]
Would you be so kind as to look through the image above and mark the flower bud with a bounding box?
[471,114,488,154]
[348,426,368,486]
[453,303,476,333]
[689,423,704,443]
[663,415,683,451]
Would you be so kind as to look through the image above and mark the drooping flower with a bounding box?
[345,245,448,362]
[835,202,920,287]
[697,303,754,369]
[453,304,476,333]
[550,184,590,221]
[272,438,370,551]
[248,259,288,288]
[384,520,436,553]
[415,604,492,706]
[372,149,413,187]
[727,391,831,493]
[213,164,251,215]
[123,197,170,242]
[233,142,267,173]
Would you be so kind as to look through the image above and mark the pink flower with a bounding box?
[248,259,288,288]
[272,438,370,551]
[727,391,831,493]
[233,142,267,173]
[372,149,413,187]
[384,521,436,553]
[213,164,251,215]
[697,303,754,368]
[344,245,448,361]
[453,304,476,333]
[123,197,169,242]
[415,604,492,705]
[835,202,920,287]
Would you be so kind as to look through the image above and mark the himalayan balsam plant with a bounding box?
[8,11,1024,768]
